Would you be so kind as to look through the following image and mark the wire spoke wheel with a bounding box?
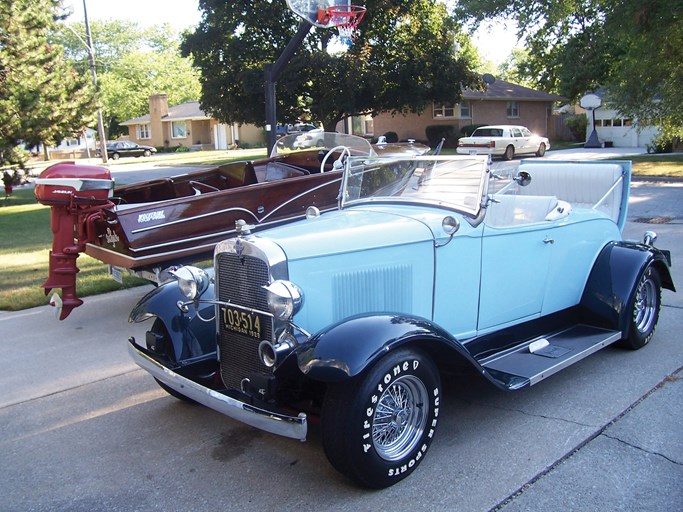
[372,375,428,461]
[633,272,658,334]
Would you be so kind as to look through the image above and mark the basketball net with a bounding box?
[318,5,366,47]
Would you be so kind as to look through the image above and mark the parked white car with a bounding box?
[457,125,550,160]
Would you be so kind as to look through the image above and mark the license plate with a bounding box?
[109,265,123,284]
[220,306,267,340]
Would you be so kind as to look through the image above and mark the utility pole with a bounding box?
[83,0,108,163]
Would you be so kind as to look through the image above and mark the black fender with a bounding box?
[129,280,217,363]
[580,241,675,334]
[293,313,480,383]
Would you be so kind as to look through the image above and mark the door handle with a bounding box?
[543,237,554,244]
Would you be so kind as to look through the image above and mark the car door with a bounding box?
[510,127,527,154]
[477,221,556,332]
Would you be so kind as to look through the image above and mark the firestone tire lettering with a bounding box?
[321,348,441,489]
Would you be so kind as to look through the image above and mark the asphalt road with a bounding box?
[1,155,681,511]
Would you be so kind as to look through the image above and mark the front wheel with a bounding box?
[143,149,152,157]
[536,142,546,157]
[321,348,441,488]
[621,265,662,350]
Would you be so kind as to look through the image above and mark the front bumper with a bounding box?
[128,339,308,441]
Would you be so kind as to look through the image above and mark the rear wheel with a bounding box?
[621,265,662,350]
[111,152,120,160]
[321,348,441,488]
[503,145,515,160]
[536,143,546,157]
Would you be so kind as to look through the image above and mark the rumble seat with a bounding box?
[486,195,560,227]
[517,162,624,222]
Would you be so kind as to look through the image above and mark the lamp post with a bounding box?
[82,0,108,163]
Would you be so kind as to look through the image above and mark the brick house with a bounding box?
[366,78,565,143]
[120,94,264,150]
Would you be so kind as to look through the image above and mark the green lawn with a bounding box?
[1,151,681,312]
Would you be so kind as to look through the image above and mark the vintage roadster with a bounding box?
[127,147,674,488]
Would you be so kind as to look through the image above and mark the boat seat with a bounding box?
[219,163,258,188]
[259,162,309,182]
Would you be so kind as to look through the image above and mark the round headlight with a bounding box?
[171,266,210,300]
[264,280,303,321]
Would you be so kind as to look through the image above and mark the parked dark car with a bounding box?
[100,141,157,160]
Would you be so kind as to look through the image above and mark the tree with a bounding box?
[181,0,480,131]
[0,0,95,166]
[56,20,201,138]
[454,0,683,138]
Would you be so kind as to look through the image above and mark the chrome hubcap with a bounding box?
[372,375,428,461]
[634,275,657,334]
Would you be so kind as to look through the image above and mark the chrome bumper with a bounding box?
[128,340,307,441]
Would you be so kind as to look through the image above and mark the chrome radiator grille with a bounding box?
[216,252,273,390]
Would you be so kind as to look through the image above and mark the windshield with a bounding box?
[341,155,489,217]
[271,132,376,158]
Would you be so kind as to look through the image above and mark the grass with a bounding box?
[0,189,147,311]
[1,150,681,312]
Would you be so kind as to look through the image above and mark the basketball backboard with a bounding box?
[286,0,351,28]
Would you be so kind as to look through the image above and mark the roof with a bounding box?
[120,101,210,126]
[463,78,566,102]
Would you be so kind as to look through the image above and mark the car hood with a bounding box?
[262,208,435,262]
[257,207,436,333]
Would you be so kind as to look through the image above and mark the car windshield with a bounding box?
[340,155,489,217]
[473,128,504,137]
[271,132,375,158]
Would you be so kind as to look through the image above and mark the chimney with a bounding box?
[149,94,169,147]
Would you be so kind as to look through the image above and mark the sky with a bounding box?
[64,0,518,65]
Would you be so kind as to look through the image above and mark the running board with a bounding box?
[480,324,622,390]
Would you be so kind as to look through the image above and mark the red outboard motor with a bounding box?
[34,162,115,319]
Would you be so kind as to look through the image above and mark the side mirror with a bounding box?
[514,171,532,187]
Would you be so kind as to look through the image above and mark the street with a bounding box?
[1,157,681,511]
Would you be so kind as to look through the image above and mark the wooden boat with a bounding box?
[34,133,428,318]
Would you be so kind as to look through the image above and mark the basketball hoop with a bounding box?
[318,5,366,46]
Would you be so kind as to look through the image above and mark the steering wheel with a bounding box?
[320,145,351,174]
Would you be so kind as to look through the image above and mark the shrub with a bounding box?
[382,131,399,143]
[175,145,190,153]
[425,125,456,147]
[647,132,674,154]
[565,115,588,142]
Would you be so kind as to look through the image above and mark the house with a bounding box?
[120,94,264,150]
[360,78,565,143]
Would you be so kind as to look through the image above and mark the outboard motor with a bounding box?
[34,162,115,319]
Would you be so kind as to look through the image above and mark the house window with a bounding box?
[433,102,455,118]
[506,101,519,118]
[137,124,151,139]
[171,121,188,139]
[460,101,471,118]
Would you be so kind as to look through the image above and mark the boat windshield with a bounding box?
[340,155,490,217]
[271,131,376,158]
